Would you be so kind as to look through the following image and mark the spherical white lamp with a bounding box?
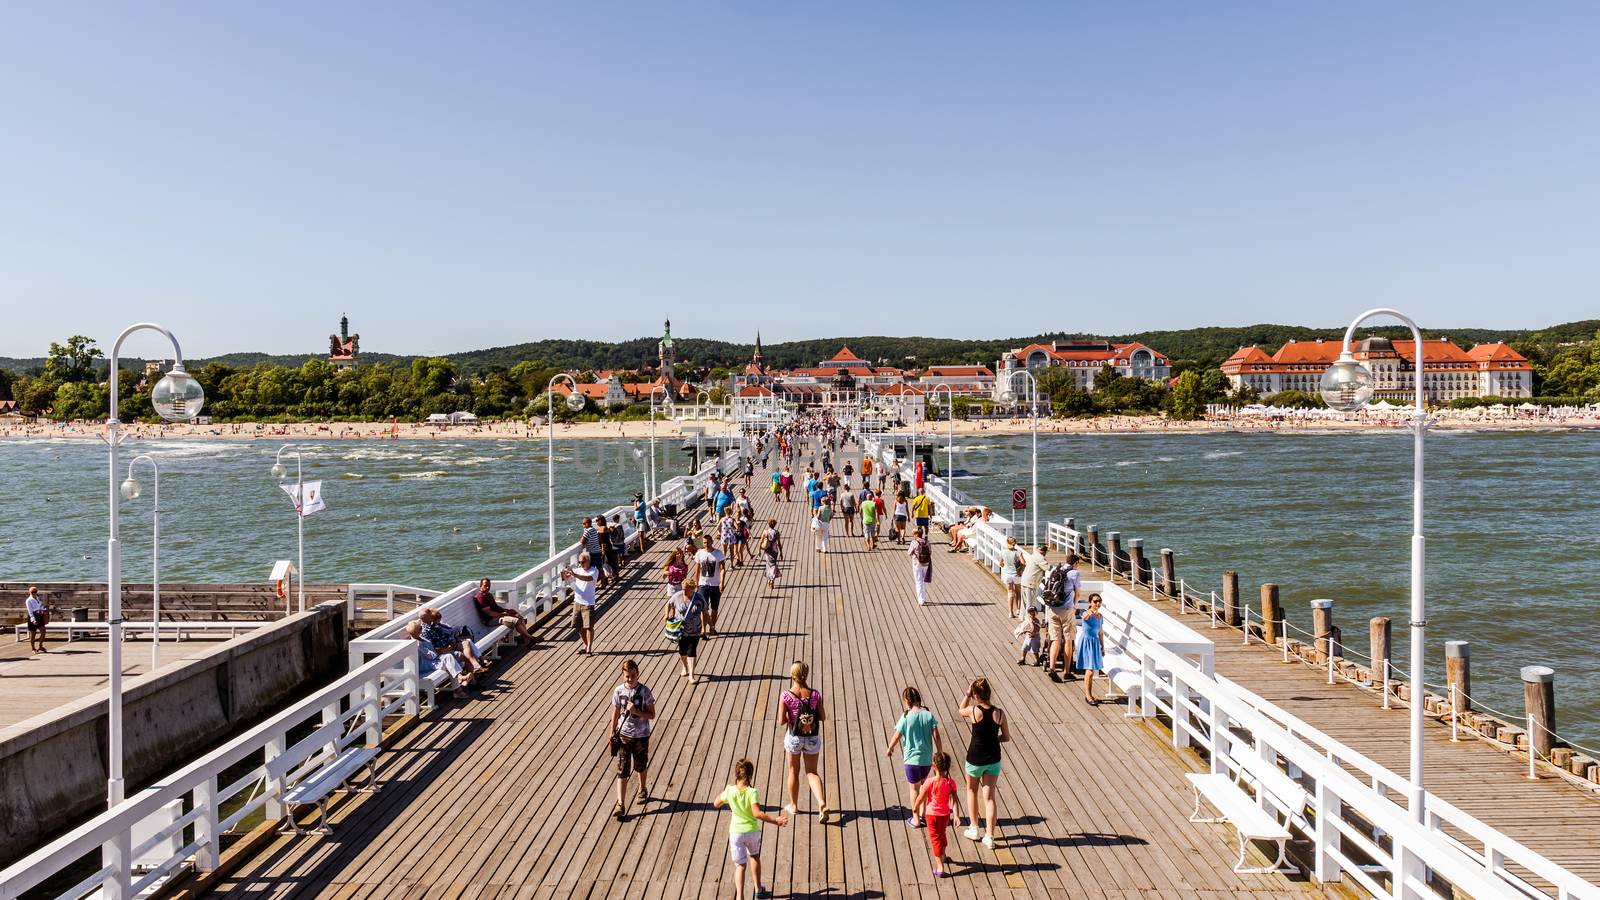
[150,366,205,421]
[565,391,586,412]
[1319,353,1375,412]
[119,477,142,501]
[1000,389,1017,404]
[271,462,286,479]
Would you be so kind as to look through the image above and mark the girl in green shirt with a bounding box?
[715,758,789,900]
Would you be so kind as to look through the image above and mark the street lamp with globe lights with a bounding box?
[1000,369,1039,549]
[649,385,671,498]
[105,324,203,808]
[119,455,164,669]
[927,384,957,496]
[271,446,307,613]
[1320,307,1430,824]
[547,374,585,557]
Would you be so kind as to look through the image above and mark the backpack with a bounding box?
[791,689,819,737]
[916,539,931,565]
[1040,564,1068,606]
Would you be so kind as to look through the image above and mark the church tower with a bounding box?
[751,332,766,375]
[657,319,677,392]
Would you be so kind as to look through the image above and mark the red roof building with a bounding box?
[1221,337,1533,402]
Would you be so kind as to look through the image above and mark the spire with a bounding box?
[340,313,349,340]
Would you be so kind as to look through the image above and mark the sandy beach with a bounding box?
[2,412,1596,442]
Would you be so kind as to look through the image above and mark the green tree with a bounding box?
[1168,370,1206,420]
[1262,390,1325,409]
[0,367,13,401]
[45,335,103,383]
[53,380,107,420]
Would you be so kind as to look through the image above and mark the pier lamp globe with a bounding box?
[1319,353,1375,412]
[119,476,142,501]
[565,391,586,412]
[271,462,286,479]
[151,366,205,421]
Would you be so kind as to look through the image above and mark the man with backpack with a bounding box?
[908,526,933,607]
[1043,554,1082,682]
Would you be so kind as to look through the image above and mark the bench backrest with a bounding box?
[1219,732,1310,816]
[266,716,347,783]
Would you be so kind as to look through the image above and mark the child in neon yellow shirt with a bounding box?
[714,758,789,899]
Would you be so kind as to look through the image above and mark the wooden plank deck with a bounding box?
[1074,555,1600,888]
[0,634,236,731]
[205,453,1324,899]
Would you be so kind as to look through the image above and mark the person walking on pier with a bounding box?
[893,491,910,544]
[1000,537,1025,619]
[884,686,943,827]
[780,466,794,502]
[838,483,858,536]
[1075,594,1107,704]
[25,586,49,654]
[664,579,706,683]
[913,751,960,878]
[609,659,656,819]
[812,496,833,554]
[759,518,783,592]
[779,660,830,821]
[694,534,725,638]
[909,526,933,606]
[715,758,788,900]
[861,486,881,550]
[1020,544,1048,613]
[581,517,608,589]
[1045,554,1082,683]
[959,678,1009,849]
[911,486,933,536]
[663,547,688,597]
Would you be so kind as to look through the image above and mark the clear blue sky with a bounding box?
[2,2,1596,358]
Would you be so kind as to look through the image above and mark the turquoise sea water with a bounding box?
[1,429,1596,745]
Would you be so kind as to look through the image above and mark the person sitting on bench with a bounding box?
[419,606,488,673]
[405,621,471,690]
[471,578,534,645]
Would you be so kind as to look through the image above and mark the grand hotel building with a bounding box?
[1220,337,1533,403]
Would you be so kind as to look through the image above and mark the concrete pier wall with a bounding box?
[0,603,348,865]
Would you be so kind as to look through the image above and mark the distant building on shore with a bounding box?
[993,340,1170,402]
[328,315,360,369]
[1220,338,1533,402]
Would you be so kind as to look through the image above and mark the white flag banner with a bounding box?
[280,481,326,517]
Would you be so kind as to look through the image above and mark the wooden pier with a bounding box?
[204,478,1329,899]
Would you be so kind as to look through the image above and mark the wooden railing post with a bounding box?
[1106,532,1124,578]
[1160,548,1176,598]
[1311,599,1334,664]
[1445,640,1471,714]
[1127,538,1146,586]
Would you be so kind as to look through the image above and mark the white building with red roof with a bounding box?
[993,340,1170,401]
[1220,337,1532,402]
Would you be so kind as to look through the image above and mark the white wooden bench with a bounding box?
[1188,737,1307,874]
[266,718,381,836]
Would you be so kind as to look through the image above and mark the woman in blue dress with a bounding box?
[1074,594,1106,705]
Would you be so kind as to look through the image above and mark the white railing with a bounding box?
[1214,675,1600,900]
[1130,635,1599,899]
[0,640,418,900]
[351,446,748,661]
[345,583,441,622]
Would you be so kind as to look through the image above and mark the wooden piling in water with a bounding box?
[1222,570,1241,627]
[1445,641,1471,713]
[1260,583,1282,646]
[1085,525,1101,568]
[1128,538,1147,586]
[1311,599,1334,662]
[1106,532,1125,577]
[1522,666,1556,760]
[1370,616,1392,686]
[1159,548,1175,598]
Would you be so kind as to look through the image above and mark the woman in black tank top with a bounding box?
[959,678,1009,848]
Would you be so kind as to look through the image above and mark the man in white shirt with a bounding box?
[694,535,726,637]
[564,552,599,656]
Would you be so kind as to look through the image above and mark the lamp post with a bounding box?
[105,324,204,808]
[928,384,956,495]
[696,389,712,421]
[547,373,584,558]
[649,385,670,498]
[1001,370,1039,548]
[271,446,306,613]
[1319,307,1429,824]
[119,456,162,669]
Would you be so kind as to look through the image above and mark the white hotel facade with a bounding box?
[1221,337,1533,403]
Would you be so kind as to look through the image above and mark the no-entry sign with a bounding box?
[1012,488,1027,510]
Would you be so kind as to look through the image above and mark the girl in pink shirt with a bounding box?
[913,751,961,877]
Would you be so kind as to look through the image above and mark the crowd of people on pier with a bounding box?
[401,410,1111,896]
